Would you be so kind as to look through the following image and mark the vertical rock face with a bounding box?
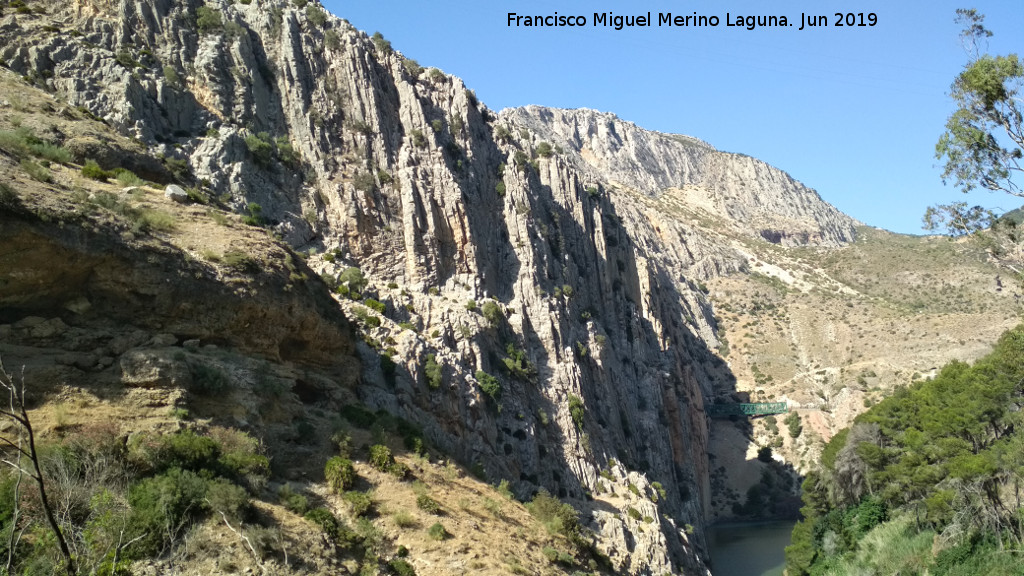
[0,1,857,572]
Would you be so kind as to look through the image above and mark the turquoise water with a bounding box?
[707,521,796,576]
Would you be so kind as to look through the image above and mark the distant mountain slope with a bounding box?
[503,106,859,247]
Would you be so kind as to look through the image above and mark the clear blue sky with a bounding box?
[322,0,1022,235]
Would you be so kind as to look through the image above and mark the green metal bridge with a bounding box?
[705,402,789,418]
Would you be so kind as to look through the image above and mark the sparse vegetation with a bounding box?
[20,159,51,182]
[475,370,501,402]
[368,444,394,471]
[196,6,223,33]
[325,457,357,492]
[305,4,327,26]
[427,521,448,541]
[568,395,584,428]
[481,300,502,325]
[81,158,110,180]
[402,58,423,78]
[416,494,441,514]
[424,354,442,389]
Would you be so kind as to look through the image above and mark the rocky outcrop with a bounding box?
[503,106,859,247]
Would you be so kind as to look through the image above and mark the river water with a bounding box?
[707,520,796,576]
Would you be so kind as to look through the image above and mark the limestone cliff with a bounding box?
[0,0,905,574]
[503,106,858,247]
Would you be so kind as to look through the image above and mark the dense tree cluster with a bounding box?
[786,325,1024,575]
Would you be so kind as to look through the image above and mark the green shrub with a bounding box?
[115,170,145,187]
[481,301,502,325]
[475,370,500,402]
[449,114,464,137]
[495,180,506,196]
[424,354,443,389]
[340,404,377,428]
[389,559,417,576]
[652,481,667,501]
[352,306,381,328]
[527,489,580,541]
[223,250,258,273]
[305,5,327,26]
[134,209,177,233]
[371,31,392,54]
[495,479,514,500]
[368,444,394,471]
[325,29,341,50]
[410,129,426,148]
[785,412,803,438]
[339,266,368,294]
[278,484,309,514]
[402,58,423,78]
[427,522,448,540]
[20,159,51,183]
[81,158,110,180]
[211,428,270,487]
[0,128,31,157]
[430,119,443,133]
[242,202,264,226]
[304,507,342,539]
[465,299,477,311]
[325,457,357,493]
[514,150,530,171]
[503,343,535,381]
[568,395,584,429]
[206,477,250,518]
[365,298,386,314]
[275,136,297,164]
[163,65,181,86]
[536,142,554,158]
[416,494,441,514]
[388,460,410,479]
[129,467,212,557]
[196,6,223,33]
[380,354,397,384]
[30,141,72,164]
[245,133,273,165]
[393,510,417,528]
[757,446,773,463]
[343,490,374,517]
[190,362,230,395]
[115,50,139,69]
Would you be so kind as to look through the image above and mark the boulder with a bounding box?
[164,185,188,203]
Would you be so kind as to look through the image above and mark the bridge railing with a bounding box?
[705,402,789,418]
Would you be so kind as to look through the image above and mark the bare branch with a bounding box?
[214,507,264,570]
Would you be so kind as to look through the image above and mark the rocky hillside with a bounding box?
[503,106,858,248]
[0,0,1019,574]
